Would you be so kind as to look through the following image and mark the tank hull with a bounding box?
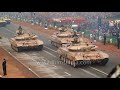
[51,39,72,48]
[11,44,43,52]
[0,22,7,27]
[59,55,109,68]
[5,20,11,24]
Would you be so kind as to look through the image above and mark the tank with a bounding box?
[10,26,44,52]
[57,38,109,67]
[50,29,80,47]
[0,20,7,27]
[3,18,11,24]
[50,32,74,47]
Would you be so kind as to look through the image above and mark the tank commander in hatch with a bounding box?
[17,26,24,35]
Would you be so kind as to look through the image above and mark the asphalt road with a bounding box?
[0,22,120,78]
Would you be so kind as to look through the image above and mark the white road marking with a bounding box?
[43,50,57,57]
[64,72,71,76]
[23,53,64,78]
[89,66,108,76]
[79,68,101,78]
[2,27,15,34]
[44,46,57,52]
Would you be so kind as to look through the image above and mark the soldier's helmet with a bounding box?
[18,26,22,30]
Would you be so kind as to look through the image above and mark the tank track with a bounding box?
[11,44,43,52]
[51,41,62,48]
[59,55,109,68]
[6,21,11,24]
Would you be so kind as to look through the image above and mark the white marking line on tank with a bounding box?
[43,50,56,58]
[79,68,100,78]
[64,72,71,76]
[44,46,57,52]
[2,47,40,78]
[89,66,108,76]
[3,27,15,34]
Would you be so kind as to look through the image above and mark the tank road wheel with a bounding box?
[57,43,60,47]
[53,42,55,46]
[56,43,59,48]
[18,47,22,52]
[55,43,58,47]
[55,43,59,47]
[53,42,56,46]
[65,58,69,64]
[37,45,43,51]
[15,47,20,52]
[73,61,77,68]
[99,58,109,66]
[51,41,55,46]
[58,43,62,48]
[41,45,43,50]
[60,56,64,61]
[59,55,62,60]
[61,56,63,61]
[11,44,20,52]
[78,60,83,66]
[54,42,56,47]
[81,61,86,66]
[65,58,67,63]
[68,60,71,65]
[11,44,14,49]
[11,44,17,51]
[66,59,69,64]
[70,61,73,66]
[63,57,66,63]
[51,41,53,44]
[51,41,54,45]
[65,59,67,64]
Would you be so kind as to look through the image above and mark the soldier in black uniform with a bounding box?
[2,59,7,76]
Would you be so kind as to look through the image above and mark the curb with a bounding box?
[1,46,40,78]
